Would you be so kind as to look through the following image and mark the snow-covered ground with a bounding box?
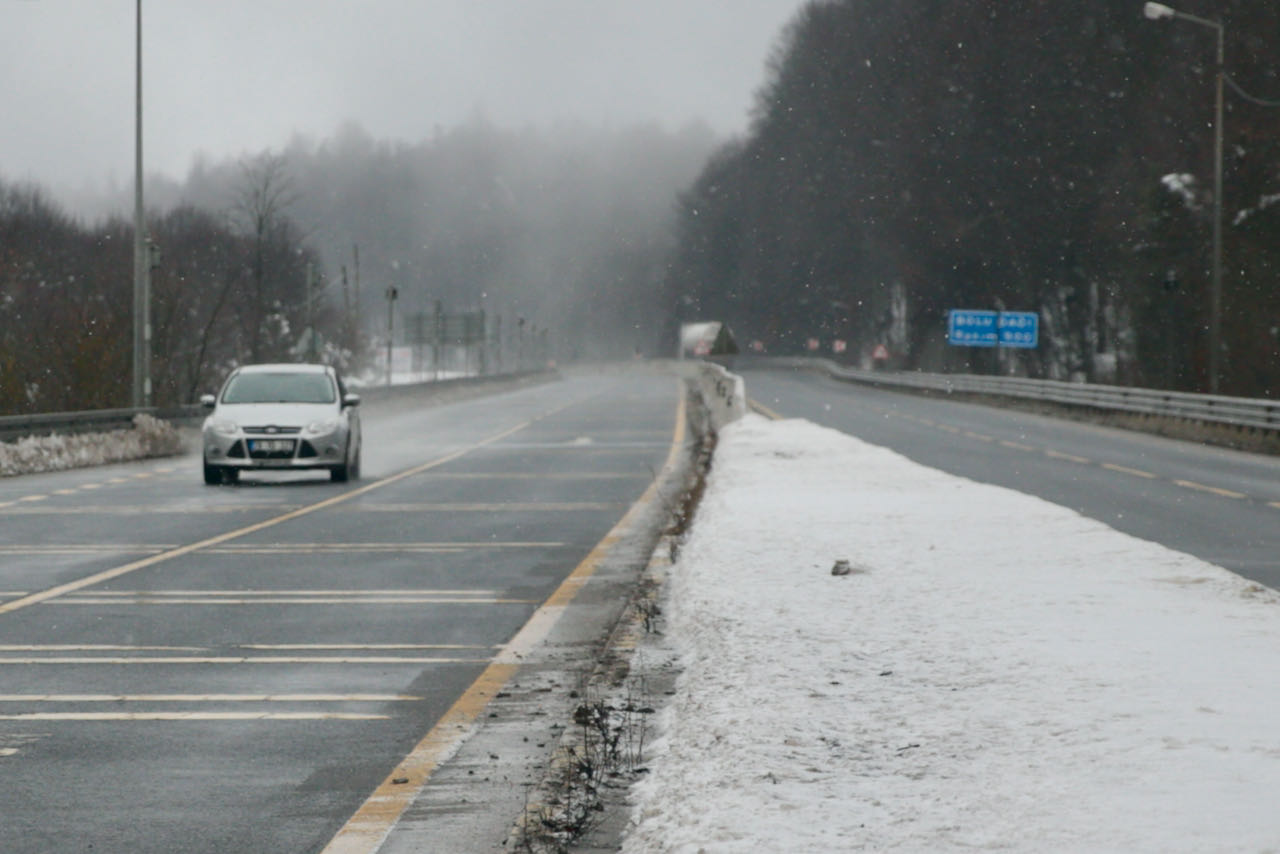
[0,414,184,477]
[622,414,1280,853]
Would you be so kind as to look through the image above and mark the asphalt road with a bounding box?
[743,367,1280,589]
[0,369,682,853]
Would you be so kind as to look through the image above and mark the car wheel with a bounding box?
[349,446,361,480]
[203,460,221,485]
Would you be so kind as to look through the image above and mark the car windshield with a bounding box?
[221,372,335,405]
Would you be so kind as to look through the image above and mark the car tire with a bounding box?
[203,461,221,485]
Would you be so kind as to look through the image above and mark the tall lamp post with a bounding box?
[1143,1,1224,394]
[130,0,151,409]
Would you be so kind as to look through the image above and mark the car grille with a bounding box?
[241,426,301,435]
[246,439,297,459]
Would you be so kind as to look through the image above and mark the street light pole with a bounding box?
[131,0,151,408]
[1143,2,1225,394]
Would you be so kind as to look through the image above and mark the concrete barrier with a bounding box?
[690,362,746,432]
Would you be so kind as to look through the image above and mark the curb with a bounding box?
[505,532,679,853]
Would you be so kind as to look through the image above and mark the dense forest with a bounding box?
[0,120,716,411]
[4,0,1279,414]
[666,0,1280,395]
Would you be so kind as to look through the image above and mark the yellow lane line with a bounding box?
[1045,449,1092,464]
[0,712,388,721]
[963,431,994,442]
[17,495,47,503]
[0,694,419,702]
[1102,463,1158,479]
[1270,501,1280,510]
[321,380,688,854]
[1174,480,1247,500]
[0,418,537,617]
[748,399,784,420]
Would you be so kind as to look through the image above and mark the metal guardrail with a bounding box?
[0,406,202,443]
[0,369,558,444]
[765,357,1280,433]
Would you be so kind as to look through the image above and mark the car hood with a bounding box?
[209,402,341,428]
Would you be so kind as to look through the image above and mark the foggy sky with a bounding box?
[2,0,807,199]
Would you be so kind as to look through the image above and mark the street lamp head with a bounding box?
[1144,2,1176,20]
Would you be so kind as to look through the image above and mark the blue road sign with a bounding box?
[949,309,1039,349]
[948,310,998,347]
[998,311,1039,348]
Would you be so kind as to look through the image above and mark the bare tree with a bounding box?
[230,152,302,362]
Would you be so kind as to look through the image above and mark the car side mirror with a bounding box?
[200,394,216,409]
[343,393,361,408]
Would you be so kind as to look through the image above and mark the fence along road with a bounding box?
[0,367,684,854]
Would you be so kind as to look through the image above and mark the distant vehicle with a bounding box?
[200,363,361,485]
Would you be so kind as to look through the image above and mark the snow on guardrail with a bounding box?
[766,357,1280,434]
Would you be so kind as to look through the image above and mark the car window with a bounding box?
[221,373,336,405]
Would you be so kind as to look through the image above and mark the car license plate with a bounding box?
[249,439,293,453]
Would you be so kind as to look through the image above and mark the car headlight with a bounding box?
[207,418,240,437]
[305,419,340,436]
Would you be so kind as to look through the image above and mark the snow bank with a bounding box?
[623,414,1280,853]
[0,414,184,477]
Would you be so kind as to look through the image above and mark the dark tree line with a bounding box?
[0,162,329,413]
[2,120,716,413]
[665,0,1280,395]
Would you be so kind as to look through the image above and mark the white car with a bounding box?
[200,363,361,485]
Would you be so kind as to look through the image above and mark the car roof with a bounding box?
[233,363,332,375]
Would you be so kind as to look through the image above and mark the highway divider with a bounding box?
[683,361,746,432]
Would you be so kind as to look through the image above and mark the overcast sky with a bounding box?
[2,0,807,199]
